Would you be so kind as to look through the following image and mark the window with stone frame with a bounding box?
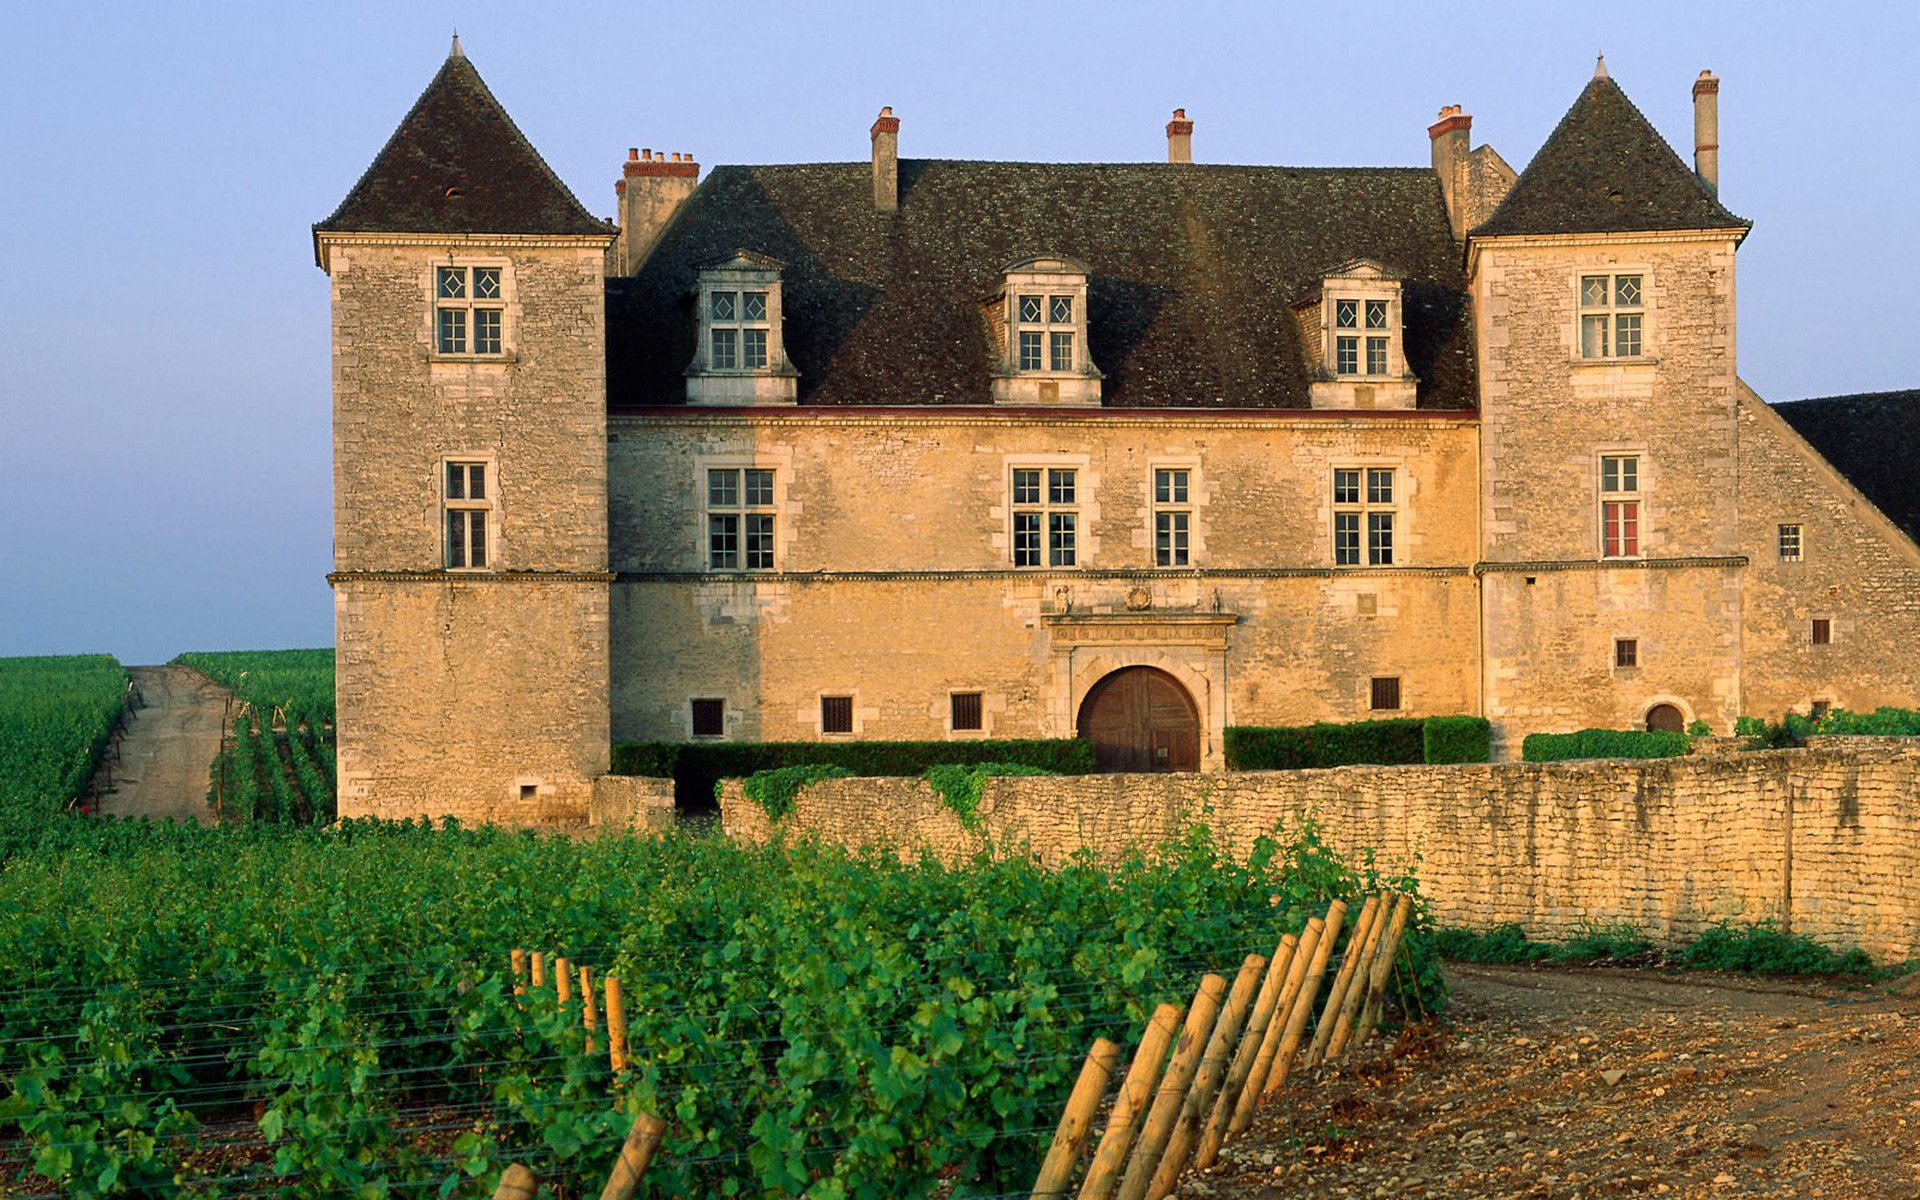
[1778,523,1804,562]
[820,695,854,735]
[690,698,726,738]
[950,692,984,733]
[443,460,493,570]
[1599,454,1641,558]
[1811,618,1832,646]
[687,252,797,404]
[1333,298,1393,377]
[1333,466,1397,566]
[434,265,504,356]
[1580,273,1645,359]
[1369,676,1401,711]
[706,467,776,571]
[991,257,1101,405]
[1152,468,1192,567]
[1614,638,1638,669]
[1010,467,1078,568]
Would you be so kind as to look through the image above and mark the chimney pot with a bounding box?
[628,147,638,160]
[1166,108,1194,164]
[871,105,899,212]
[1692,69,1720,195]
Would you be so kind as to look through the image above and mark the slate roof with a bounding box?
[315,45,608,238]
[608,161,1474,409]
[1472,75,1749,239]
[1772,389,1920,543]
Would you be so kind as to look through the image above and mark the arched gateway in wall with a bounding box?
[1075,666,1201,773]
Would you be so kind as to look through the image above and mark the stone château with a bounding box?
[314,40,1920,823]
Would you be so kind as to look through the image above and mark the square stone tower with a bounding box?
[313,38,617,823]
[1468,61,1751,744]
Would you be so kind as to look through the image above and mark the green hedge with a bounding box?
[1520,729,1691,762]
[1810,706,1920,736]
[1422,716,1492,765]
[1224,718,1426,770]
[609,738,1096,808]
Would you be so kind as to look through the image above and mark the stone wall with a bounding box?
[589,775,676,831]
[720,745,1920,961]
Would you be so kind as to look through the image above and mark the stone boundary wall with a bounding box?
[589,775,675,831]
[720,746,1920,961]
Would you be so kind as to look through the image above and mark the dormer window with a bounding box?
[1301,259,1416,410]
[990,255,1102,406]
[686,250,798,406]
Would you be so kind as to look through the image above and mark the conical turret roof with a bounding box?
[1472,73,1748,239]
[315,44,608,237]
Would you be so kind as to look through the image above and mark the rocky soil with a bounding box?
[1188,962,1920,1200]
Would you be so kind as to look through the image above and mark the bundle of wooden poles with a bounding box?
[1027,892,1415,1200]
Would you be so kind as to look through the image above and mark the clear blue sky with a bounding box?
[2,1,1914,663]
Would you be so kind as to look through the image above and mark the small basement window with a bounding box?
[1810,699,1832,719]
[951,692,983,732]
[821,695,854,735]
[1615,638,1638,668]
[1369,676,1401,711]
[519,784,537,801]
[691,698,725,738]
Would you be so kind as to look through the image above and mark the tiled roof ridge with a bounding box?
[1470,73,1748,239]
[704,160,1436,174]
[314,50,607,236]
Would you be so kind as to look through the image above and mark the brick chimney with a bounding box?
[1692,70,1720,195]
[1166,108,1193,163]
[1428,105,1472,238]
[871,106,899,212]
[615,148,698,275]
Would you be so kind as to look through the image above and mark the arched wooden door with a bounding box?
[1645,703,1684,733]
[1076,667,1200,773]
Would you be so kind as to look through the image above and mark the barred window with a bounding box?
[1370,677,1401,711]
[950,692,983,732]
[1615,638,1638,668]
[821,695,854,735]
[690,699,725,738]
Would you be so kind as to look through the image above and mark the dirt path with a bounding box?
[94,665,228,825]
[1192,963,1920,1200]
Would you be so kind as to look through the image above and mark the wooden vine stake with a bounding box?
[491,1163,537,1200]
[510,948,528,1008]
[1305,895,1381,1068]
[530,951,547,993]
[606,974,630,1073]
[1028,1037,1121,1199]
[1259,901,1347,1100]
[1114,973,1225,1200]
[580,964,599,1054]
[1145,953,1265,1199]
[1322,894,1394,1063]
[555,957,573,1006]
[1348,894,1414,1056]
[597,1112,668,1200]
[1194,931,1299,1169]
[1078,1002,1182,1200]
[1229,916,1322,1135]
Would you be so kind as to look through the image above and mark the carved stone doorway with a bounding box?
[1076,666,1200,773]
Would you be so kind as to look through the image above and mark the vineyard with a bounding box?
[0,814,1437,1198]
[0,658,1439,1196]
[0,654,126,833]
[174,650,336,824]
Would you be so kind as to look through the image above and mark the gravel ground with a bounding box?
[1184,962,1920,1200]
